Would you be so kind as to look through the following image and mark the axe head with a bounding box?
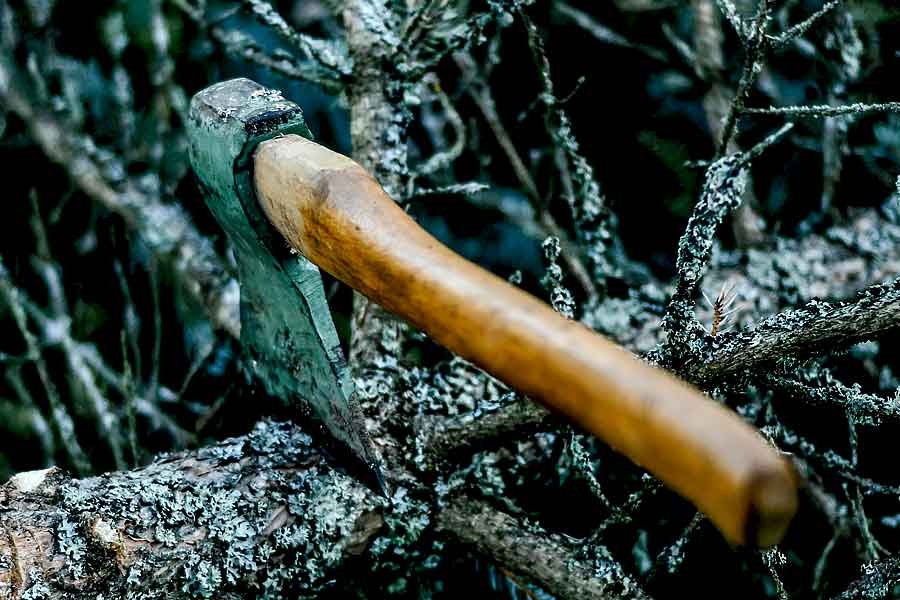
[187,78,384,491]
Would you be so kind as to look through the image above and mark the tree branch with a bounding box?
[0,421,384,599]
[767,376,900,426]
[0,58,240,339]
[416,398,550,465]
[437,496,652,600]
[742,102,900,118]
[341,0,409,371]
[832,556,900,600]
[689,277,900,384]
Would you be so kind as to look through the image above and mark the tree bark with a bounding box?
[437,496,652,600]
[0,421,383,599]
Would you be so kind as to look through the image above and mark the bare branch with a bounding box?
[520,7,618,294]
[453,50,598,299]
[0,58,240,339]
[169,0,348,92]
[662,124,792,362]
[417,397,549,464]
[832,557,900,600]
[714,0,750,40]
[769,0,844,52]
[742,102,900,118]
[0,257,91,474]
[437,496,653,600]
[767,376,900,426]
[243,0,351,77]
[555,2,669,63]
[716,0,772,156]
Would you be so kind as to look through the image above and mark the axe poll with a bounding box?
[187,78,798,547]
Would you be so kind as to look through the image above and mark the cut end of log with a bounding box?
[8,467,61,495]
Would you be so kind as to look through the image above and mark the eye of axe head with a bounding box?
[186,78,384,492]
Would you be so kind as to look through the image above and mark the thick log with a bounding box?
[0,421,383,599]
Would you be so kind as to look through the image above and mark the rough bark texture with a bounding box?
[691,277,900,384]
[1,0,899,597]
[0,421,383,599]
[418,399,550,464]
[437,496,652,600]
[834,558,900,600]
[342,0,409,371]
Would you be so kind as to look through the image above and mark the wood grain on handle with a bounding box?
[253,134,798,547]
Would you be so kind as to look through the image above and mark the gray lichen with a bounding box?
[836,558,900,600]
[768,372,900,427]
[3,0,900,598]
[661,151,750,364]
[540,237,576,320]
[521,10,617,291]
[661,125,793,368]
[693,277,900,384]
[1,421,383,599]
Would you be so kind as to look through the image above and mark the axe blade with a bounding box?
[186,78,384,491]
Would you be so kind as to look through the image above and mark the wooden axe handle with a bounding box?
[253,134,797,547]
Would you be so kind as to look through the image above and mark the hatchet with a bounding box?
[187,78,798,547]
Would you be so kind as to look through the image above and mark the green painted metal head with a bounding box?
[187,78,382,489]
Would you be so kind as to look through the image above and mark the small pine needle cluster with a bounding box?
[702,281,740,337]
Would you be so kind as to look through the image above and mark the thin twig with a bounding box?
[716,0,771,157]
[742,102,900,118]
[0,258,91,474]
[769,0,844,51]
[0,56,241,338]
[454,50,599,300]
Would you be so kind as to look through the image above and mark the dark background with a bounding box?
[1,1,899,598]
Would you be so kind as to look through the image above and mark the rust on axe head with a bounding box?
[186,78,384,492]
